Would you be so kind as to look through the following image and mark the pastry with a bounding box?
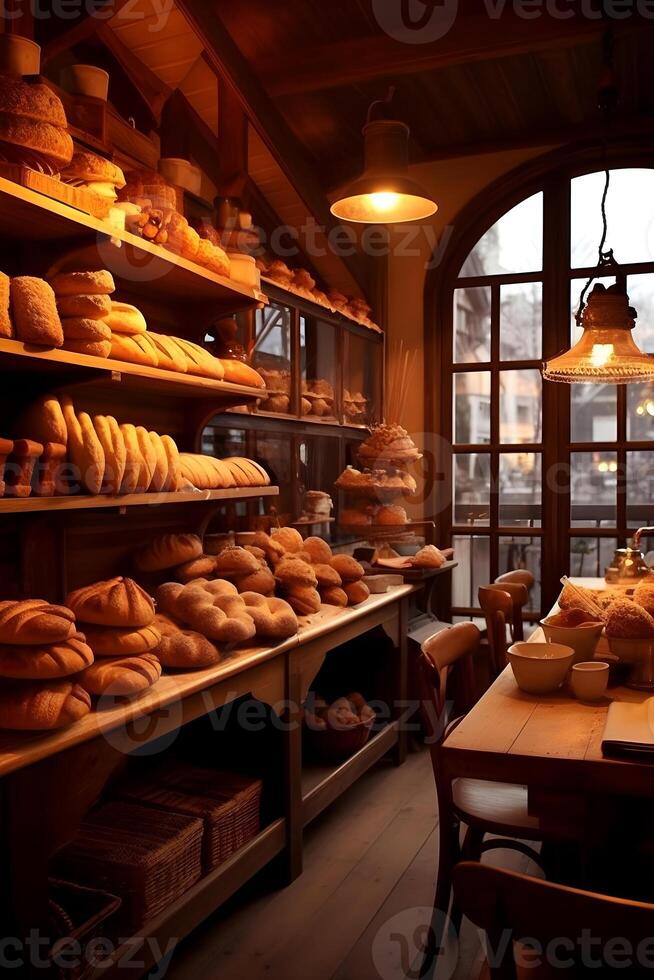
[119,424,142,495]
[240,594,298,640]
[330,555,365,583]
[219,360,266,388]
[302,537,333,564]
[15,394,67,447]
[0,599,75,645]
[271,527,304,555]
[60,396,105,496]
[313,564,342,589]
[136,427,157,491]
[61,151,126,205]
[152,614,220,669]
[50,271,115,297]
[118,169,177,210]
[0,271,13,338]
[214,547,261,579]
[0,77,73,172]
[149,332,188,373]
[320,587,348,608]
[160,435,182,491]
[413,545,446,569]
[135,533,203,573]
[344,581,370,606]
[93,416,127,495]
[34,441,67,497]
[165,212,200,260]
[175,556,217,584]
[11,277,63,348]
[235,567,276,596]
[79,654,162,697]
[251,532,286,565]
[110,332,159,368]
[0,680,91,730]
[67,577,155,628]
[285,587,321,617]
[82,624,161,659]
[275,558,318,589]
[57,294,112,320]
[358,424,421,467]
[104,302,147,336]
[195,239,231,277]
[61,317,111,343]
[4,439,43,498]
[340,509,373,527]
[377,505,409,526]
[0,633,93,680]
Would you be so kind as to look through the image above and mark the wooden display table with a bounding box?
[0,585,413,979]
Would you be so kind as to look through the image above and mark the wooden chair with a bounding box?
[454,861,654,978]
[495,570,536,641]
[478,586,515,677]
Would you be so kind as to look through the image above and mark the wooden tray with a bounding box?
[0,164,110,219]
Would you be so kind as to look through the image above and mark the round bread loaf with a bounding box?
[240,594,298,640]
[0,680,91,730]
[61,317,111,342]
[313,564,342,589]
[0,633,93,679]
[82,624,161,659]
[285,587,321,617]
[275,558,318,589]
[251,532,286,565]
[63,339,111,358]
[344,581,371,606]
[62,151,125,188]
[79,653,161,697]
[67,577,155,628]
[135,533,203,573]
[153,614,220,669]
[57,294,112,320]
[174,556,217,584]
[50,271,116,297]
[271,527,304,554]
[0,599,76,646]
[0,111,73,170]
[164,581,256,644]
[303,536,333,564]
[235,567,276,596]
[214,547,261,579]
[330,555,365,583]
[320,587,348,608]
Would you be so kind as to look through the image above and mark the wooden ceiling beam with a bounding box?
[175,0,370,295]
[258,14,617,97]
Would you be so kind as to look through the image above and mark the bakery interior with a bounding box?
[2,2,654,979]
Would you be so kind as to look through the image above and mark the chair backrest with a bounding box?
[420,623,480,737]
[478,586,514,677]
[496,569,535,592]
[454,861,654,979]
[488,581,530,641]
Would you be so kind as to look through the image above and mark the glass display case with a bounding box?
[252,302,293,415]
[343,327,383,427]
[300,313,338,422]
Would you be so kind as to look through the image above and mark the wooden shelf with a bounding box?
[302,722,400,826]
[0,486,279,515]
[0,176,267,311]
[0,338,267,404]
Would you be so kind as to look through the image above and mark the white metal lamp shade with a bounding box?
[331,120,437,224]
[543,283,654,384]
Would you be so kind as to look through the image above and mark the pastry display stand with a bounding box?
[0,586,413,979]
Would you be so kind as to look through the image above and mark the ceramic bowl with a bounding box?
[540,618,604,665]
[508,642,575,695]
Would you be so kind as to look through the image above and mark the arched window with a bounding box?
[431,158,654,624]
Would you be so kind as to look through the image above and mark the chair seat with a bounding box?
[452,778,542,839]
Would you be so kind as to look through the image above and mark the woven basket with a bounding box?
[118,766,262,871]
[48,879,121,980]
[55,802,203,930]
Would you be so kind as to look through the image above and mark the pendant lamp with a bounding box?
[331,90,437,224]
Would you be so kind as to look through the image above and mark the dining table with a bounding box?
[440,578,654,840]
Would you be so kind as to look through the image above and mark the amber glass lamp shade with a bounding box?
[331,120,437,224]
[543,283,654,384]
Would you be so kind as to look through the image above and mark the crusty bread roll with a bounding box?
[62,317,111,343]
[251,532,286,565]
[160,435,182,492]
[161,580,256,644]
[50,270,115,297]
[0,78,73,171]
[0,599,76,645]
[214,547,261,579]
[148,332,188,373]
[148,431,168,493]
[93,415,127,495]
[135,533,203,573]
[286,587,322,616]
[275,558,318,588]
[14,394,67,447]
[4,438,43,498]
[313,564,342,589]
[303,537,333,564]
[219,360,265,389]
[67,577,155,628]
[110,332,159,368]
[174,556,217,584]
[11,277,63,348]
[271,527,304,554]
[60,396,105,495]
[0,680,91,730]
[344,581,370,606]
[320,586,348,608]
[63,339,112,358]
[119,424,141,495]
[104,302,147,336]
[0,633,93,679]
[240,593,298,640]
[153,614,220,669]
[330,555,365,583]
[57,294,112,320]
[0,271,13,338]
[235,567,276,596]
[79,653,161,697]
[82,624,161,659]
[136,426,156,491]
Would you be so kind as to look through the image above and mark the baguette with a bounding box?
[94,415,127,495]
[14,394,67,447]
[119,424,142,495]
[136,426,156,491]
[172,338,224,381]
[160,435,182,491]
[148,332,188,373]
[110,332,159,368]
[60,396,104,496]
[148,431,168,493]
[219,360,265,388]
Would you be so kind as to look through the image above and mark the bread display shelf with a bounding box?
[0,338,267,403]
[0,177,267,309]
[0,486,279,515]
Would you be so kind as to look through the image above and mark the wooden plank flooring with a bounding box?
[159,748,539,980]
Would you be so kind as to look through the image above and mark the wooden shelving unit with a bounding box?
[0,486,279,516]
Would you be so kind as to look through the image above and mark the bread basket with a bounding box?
[304,716,374,763]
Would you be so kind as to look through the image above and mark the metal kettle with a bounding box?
[605,527,654,584]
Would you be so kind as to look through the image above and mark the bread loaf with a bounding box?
[0,633,93,679]
[0,599,76,645]
[286,587,322,616]
[148,332,188,373]
[303,537,333,564]
[34,442,67,497]
[104,301,147,336]
[79,653,161,697]
[58,294,112,320]
[275,558,318,589]
[119,424,141,495]
[82,624,161,659]
[148,432,168,493]
[0,680,91,730]
[153,614,220,669]
[330,555,365,583]
[135,427,156,491]
[172,338,224,380]
[11,277,63,348]
[344,581,370,606]
[320,586,348,608]
[61,317,111,343]
[4,439,43,498]
[67,577,155,628]
[93,415,127,495]
[219,360,265,388]
[135,533,203,573]
[110,333,159,368]
[50,270,115,297]
[160,435,182,491]
[60,396,105,495]
[0,270,13,338]
[161,580,256,644]
[15,394,67,447]
[240,594,298,640]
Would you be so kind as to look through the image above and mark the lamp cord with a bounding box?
[576,167,614,325]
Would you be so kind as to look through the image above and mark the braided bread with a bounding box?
[240,594,298,640]
[156,579,255,644]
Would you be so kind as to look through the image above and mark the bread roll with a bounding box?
[57,294,112,320]
[50,271,116,297]
[345,581,370,606]
[82,624,161,659]
[240,594,298,640]
[275,558,318,589]
[0,633,94,679]
[0,680,91,730]
[320,586,348,608]
[271,527,304,554]
[330,555,365,583]
[11,277,63,348]
[148,332,188,373]
[286,587,321,616]
[34,441,67,497]
[136,427,156,491]
[214,547,261,579]
[61,317,111,342]
[175,556,217,583]
[67,577,155,628]
[153,614,220,669]
[148,431,168,493]
[110,332,159,368]
[160,435,182,491]
[93,415,127,495]
[303,537,333,564]
[135,533,203,573]
[235,567,276,596]
[104,302,147,336]
[60,396,105,496]
[14,394,67,447]
[79,653,161,697]
[219,360,265,388]
[0,270,13,338]
[0,599,76,645]
[4,438,43,498]
[119,424,141,495]
[314,564,342,589]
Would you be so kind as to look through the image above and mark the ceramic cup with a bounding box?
[60,65,109,101]
[0,36,41,76]
[570,662,610,702]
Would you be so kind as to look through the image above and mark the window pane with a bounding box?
[571,385,618,443]
[301,315,337,421]
[459,193,543,277]
[571,452,617,525]
[499,536,542,614]
[343,332,382,427]
[454,372,491,445]
[570,538,617,579]
[627,274,654,354]
[254,303,293,415]
[628,383,654,441]
[255,432,295,518]
[453,454,491,526]
[453,286,491,363]
[500,282,542,360]
[572,169,654,269]
[500,370,542,444]
[499,453,542,527]
[627,452,654,528]
[452,535,490,609]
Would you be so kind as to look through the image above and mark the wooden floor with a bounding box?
[160,747,540,980]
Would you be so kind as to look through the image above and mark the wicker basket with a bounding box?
[48,879,121,980]
[55,802,203,930]
[118,765,262,871]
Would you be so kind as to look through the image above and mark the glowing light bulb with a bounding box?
[638,405,646,416]
[647,401,654,417]
[590,343,615,368]
[368,192,400,213]
[609,461,618,473]
[598,461,609,473]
